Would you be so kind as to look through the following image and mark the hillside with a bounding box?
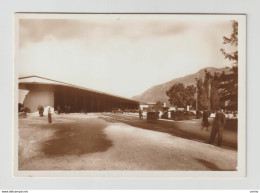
[132,67,228,105]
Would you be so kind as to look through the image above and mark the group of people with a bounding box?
[38,104,71,124]
[37,105,44,117]
[38,105,52,123]
[56,105,71,114]
[64,105,71,114]
[201,108,227,147]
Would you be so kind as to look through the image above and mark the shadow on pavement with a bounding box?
[38,119,113,156]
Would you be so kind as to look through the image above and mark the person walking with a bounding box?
[139,108,143,120]
[201,110,210,131]
[48,108,52,123]
[38,105,41,117]
[209,108,226,146]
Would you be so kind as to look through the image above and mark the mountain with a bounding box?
[132,67,229,105]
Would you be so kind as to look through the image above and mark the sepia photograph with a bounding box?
[14,13,246,177]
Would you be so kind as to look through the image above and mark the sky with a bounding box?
[17,15,236,98]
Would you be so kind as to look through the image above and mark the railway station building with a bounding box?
[19,76,139,113]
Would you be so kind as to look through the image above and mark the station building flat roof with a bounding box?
[19,75,139,104]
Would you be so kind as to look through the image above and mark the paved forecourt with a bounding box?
[18,113,237,171]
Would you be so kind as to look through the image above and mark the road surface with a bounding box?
[100,112,237,149]
[18,113,237,171]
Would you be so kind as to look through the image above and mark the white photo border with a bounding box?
[13,13,246,178]
[1,0,259,190]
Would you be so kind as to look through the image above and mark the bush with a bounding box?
[170,111,196,121]
[171,111,184,121]
[23,107,31,113]
[195,111,203,119]
[185,111,196,120]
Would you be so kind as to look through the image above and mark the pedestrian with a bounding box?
[40,105,44,117]
[68,105,70,114]
[209,108,226,146]
[57,105,61,114]
[38,105,41,117]
[201,110,210,131]
[21,107,27,118]
[139,108,143,120]
[64,105,67,114]
[48,108,52,123]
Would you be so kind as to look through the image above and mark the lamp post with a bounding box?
[205,69,211,110]
[208,78,211,111]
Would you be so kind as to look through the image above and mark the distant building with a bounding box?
[19,76,139,113]
[139,104,149,111]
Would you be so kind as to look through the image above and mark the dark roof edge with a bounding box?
[19,75,139,104]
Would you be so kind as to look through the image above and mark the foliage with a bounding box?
[170,111,196,121]
[185,85,196,107]
[210,73,221,110]
[166,83,196,108]
[219,20,238,111]
[166,21,238,111]
[220,21,238,65]
[196,78,209,110]
[195,70,221,111]
[219,67,238,110]
[154,101,163,110]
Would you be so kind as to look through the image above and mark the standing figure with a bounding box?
[38,105,41,116]
[40,106,44,117]
[201,110,210,131]
[209,109,226,146]
[57,105,61,114]
[64,105,67,114]
[139,108,143,120]
[48,108,52,123]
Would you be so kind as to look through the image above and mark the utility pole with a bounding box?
[195,78,198,111]
[205,69,211,111]
[154,87,157,103]
[208,78,211,111]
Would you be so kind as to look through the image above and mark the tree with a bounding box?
[219,67,238,110]
[220,21,238,64]
[154,101,163,110]
[196,70,221,111]
[185,85,196,107]
[219,20,238,111]
[196,78,209,110]
[210,72,221,110]
[166,83,195,108]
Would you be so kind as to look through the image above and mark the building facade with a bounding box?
[19,76,139,113]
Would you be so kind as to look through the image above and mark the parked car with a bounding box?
[161,111,169,119]
[147,111,159,120]
[124,109,131,113]
[111,108,123,113]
